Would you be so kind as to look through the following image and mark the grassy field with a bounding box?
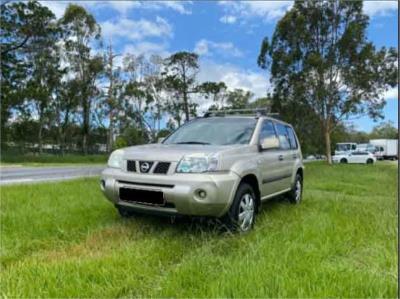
[1,162,397,298]
[0,153,107,166]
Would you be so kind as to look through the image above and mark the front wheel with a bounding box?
[222,183,256,233]
[288,173,303,204]
[340,158,348,164]
[366,158,374,164]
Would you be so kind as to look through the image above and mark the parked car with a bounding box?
[356,143,377,153]
[101,112,304,232]
[332,151,377,164]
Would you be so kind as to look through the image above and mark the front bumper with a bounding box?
[100,167,240,217]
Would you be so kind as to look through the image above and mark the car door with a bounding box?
[273,122,295,191]
[258,120,282,197]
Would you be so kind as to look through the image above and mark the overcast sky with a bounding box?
[41,0,398,132]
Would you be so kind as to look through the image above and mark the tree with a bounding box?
[198,81,228,109]
[0,1,57,144]
[370,121,398,139]
[163,51,199,122]
[103,42,122,152]
[258,0,397,163]
[54,80,80,154]
[226,89,253,109]
[60,4,102,154]
[23,9,61,154]
[248,96,271,109]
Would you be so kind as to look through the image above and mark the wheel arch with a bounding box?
[239,174,261,212]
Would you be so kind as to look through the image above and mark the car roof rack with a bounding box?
[203,108,279,118]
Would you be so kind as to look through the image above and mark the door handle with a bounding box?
[278,155,284,161]
[292,153,297,159]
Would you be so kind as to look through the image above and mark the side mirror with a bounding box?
[158,137,165,144]
[259,136,280,151]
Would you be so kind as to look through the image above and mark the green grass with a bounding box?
[0,153,107,166]
[1,162,397,298]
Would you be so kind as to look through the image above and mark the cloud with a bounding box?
[218,1,293,23]
[384,87,398,100]
[40,1,70,18]
[101,16,173,42]
[40,1,192,18]
[363,1,398,18]
[122,42,170,58]
[194,60,269,111]
[219,15,237,24]
[194,39,243,57]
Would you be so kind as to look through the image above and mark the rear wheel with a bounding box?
[340,158,348,164]
[288,173,303,204]
[222,183,256,233]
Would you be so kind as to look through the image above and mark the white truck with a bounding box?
[370,139,398,160]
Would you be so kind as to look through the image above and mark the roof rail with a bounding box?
[203,108,279,118]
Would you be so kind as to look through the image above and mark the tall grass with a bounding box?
[0,162,397,297]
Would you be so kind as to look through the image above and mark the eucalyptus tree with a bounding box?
[102,42,123,152]
[258,0,398,163]
[198,81,228,110]
[226,89,253,109]
[0,0,57,143]
[54,80,80,154]
[23,10,62,154]
[59,4,102,154]
[163,51,199,122]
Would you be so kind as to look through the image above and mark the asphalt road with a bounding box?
[0,165,105,185]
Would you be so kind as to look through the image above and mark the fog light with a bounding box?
[100,179,106,191]
[198,190,207,198]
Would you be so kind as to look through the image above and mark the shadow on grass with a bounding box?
[115,194,291,236]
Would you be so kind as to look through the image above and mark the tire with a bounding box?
[340,158,348,164]
[288,173,303,204]
[222,183,256,233]
[117,206,134,218]
[366,158,374,164]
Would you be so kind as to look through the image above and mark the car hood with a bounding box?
[121,143,242,162]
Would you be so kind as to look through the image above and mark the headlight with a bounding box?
[108,149,124,169]
[176,153,219,173]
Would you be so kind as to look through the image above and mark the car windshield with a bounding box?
[163,117,257,146]
[336,144,351,151]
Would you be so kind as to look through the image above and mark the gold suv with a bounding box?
[101,111,304,232]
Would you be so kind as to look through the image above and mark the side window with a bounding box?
[286,126,298,149]
[275,123,291,150]
[259,120,276,141]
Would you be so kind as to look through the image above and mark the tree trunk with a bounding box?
[38,121,43,155]
[107,112,114,152]
[82,100,89,155]
[324,127,332,164]
[183,92,189,122]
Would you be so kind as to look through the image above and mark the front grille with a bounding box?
[119,188,165,206]
[127,160,136,172]
[153,162,170,174]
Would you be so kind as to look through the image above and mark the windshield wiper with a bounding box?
[174,141,211,145]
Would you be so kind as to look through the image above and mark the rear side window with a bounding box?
[259,120,276,141]
[274,123,291,150]
[286,126,298,149]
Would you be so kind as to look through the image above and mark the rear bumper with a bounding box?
[100,168,240,217]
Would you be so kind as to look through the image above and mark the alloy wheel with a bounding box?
[238,193,255,231]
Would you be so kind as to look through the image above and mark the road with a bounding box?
[0,165,105,185]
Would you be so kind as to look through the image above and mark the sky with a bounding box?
[41,0,398,132]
